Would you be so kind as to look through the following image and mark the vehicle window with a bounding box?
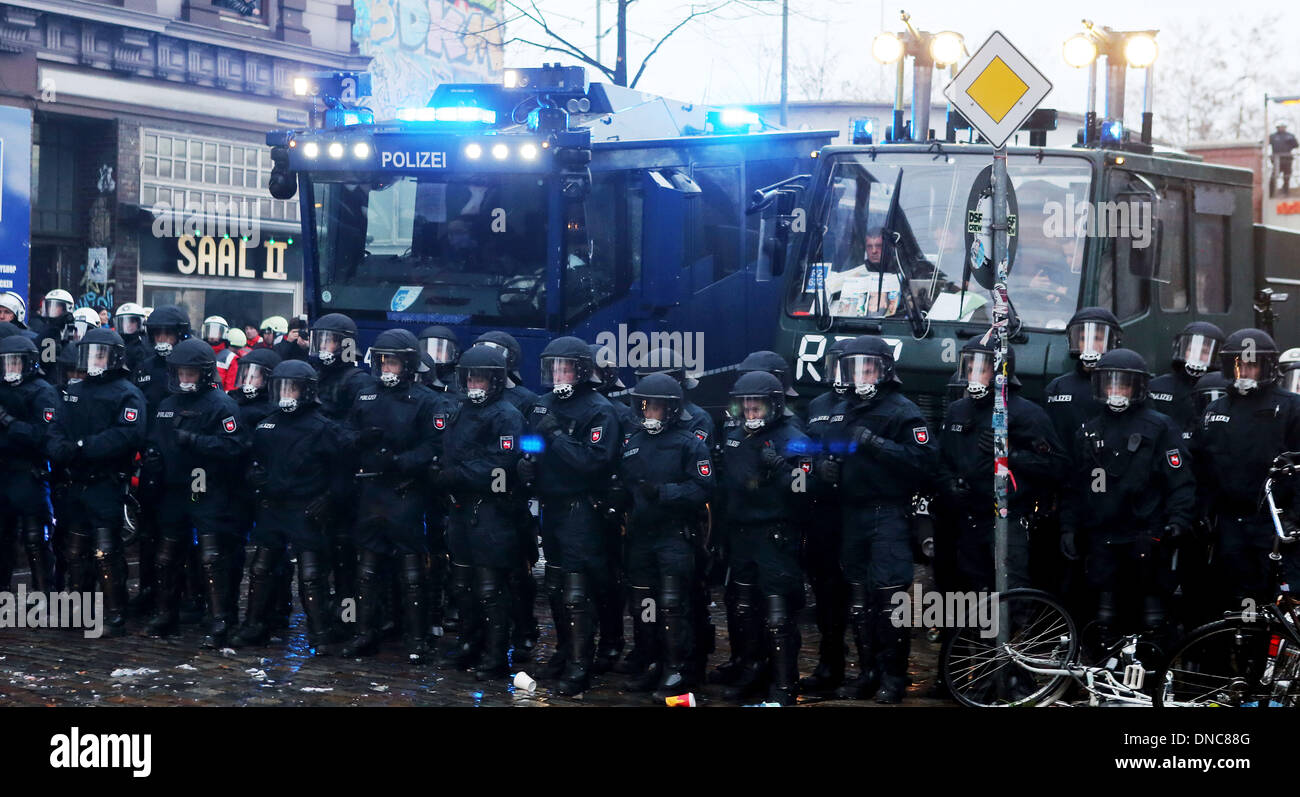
[1157,186,1188,312]
[1194,213,1230,313]
[691,165,742,282]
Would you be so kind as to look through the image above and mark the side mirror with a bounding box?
[756,188,803,281]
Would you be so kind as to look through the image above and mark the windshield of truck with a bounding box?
[312,175,548,327]
[787,152,1093,331]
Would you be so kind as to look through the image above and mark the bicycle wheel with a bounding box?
[939,588,1079,707]
[1155,618,1292,707]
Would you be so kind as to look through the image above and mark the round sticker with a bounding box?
[321,290,333,303]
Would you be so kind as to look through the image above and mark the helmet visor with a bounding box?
[310,329,350,363]
[167,364,208,393]
[1223,352,1276,386]
[1176,333,1218,373]
[235,361,271,393]
[1,352,28,382]
[373,351,409,383]
[540,356,582,390]
[958,351,996,391]
[116,314,142,335]
[839,354,886,389]
[1092,370,1146,408]
[728,395,774,428]
[1069,321,1112,358]
[76,343,116,377]
[459,364,502,401]
[42,298,70,318]
[201,321,227,341]
[823,347,845,387]
[269,376,316,409]
[1284,369,1300,396]
[423,337,458,365]
[633,395,676,422]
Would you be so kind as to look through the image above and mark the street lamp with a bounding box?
[871,12,966,142]
[1061,21,1159,147]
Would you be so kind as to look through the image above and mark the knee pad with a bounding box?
[627,584,653,616]
[65,530,95,561]
[249,546,281,578]
[734,581,759,617]
[156,535,187,568]
[93,527,118,560]
[765,594,790,630]
[659,575,685,614]
[20,518,46,548]
[357,550,386,585]
[198,534,224,568]
[399,553,426,588]
[450,562,474,592]
[1097,591,1119,626]
[475,567,503,599]
[297,549,327,588]
[563,571,589,609]
[846,581,870,619]
[1142,594,1165,631]
[544,563,565,599]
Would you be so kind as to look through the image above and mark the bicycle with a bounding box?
[1154,466,1300,707]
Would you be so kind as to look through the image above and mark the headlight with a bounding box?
[520,143,538,160]
[303,142,319,159]
[465,143,483,159]
[491,143,509,160]
[327,142,344,159]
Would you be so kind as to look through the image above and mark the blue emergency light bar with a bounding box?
[1100,119,1124,144]
[324,108,375,128]
[396,106,498,125]
[851,118,874,145]
[707,108,761,133]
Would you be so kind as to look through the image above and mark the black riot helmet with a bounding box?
[309,313,358,368]
[458,344,508,404]
[838,336,900,401]
[630,372,686,435]
[729,370,785,434]
[55,338,83,387]
[268,359,320,413]
[540,336,594,400]
[0,335,39,386]
[0,321,19,341]
[1194,370,1232,415]
[369,328,423,388]
[146,304,192,357]
[234,347,282,398]
[823,337,851,393]
[1091,348,1150,413]
[1171,321,1225,378]
[473,330,525,386]
[1066,307,1121,369]
[77,327,127,380]
[590,343,625,393]
[1220,328,1279,396]
[737,350,799,398]
[418,325,461,383]
[634,347,699,390]
[958,338,1020,402]
[166,338,217,394]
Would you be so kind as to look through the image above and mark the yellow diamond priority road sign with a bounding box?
[944,31,1051,148]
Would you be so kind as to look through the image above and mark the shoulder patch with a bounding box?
[122,407,139,423]
[1166,449,1182,468]
[433,413,447,430]
[499,435,514,451]
[913,427,929,445]
[590,426,603,443]
[697,459,712,477]
[43,407,55,423]
[695,429,708,442]
[222,416,237,433]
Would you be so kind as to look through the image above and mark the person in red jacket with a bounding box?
[202,315,239,391]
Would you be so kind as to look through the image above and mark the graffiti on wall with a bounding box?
[353,0,506,121]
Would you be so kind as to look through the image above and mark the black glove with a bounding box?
[635,482,658,503]
[535,412,563,441]
[174,428,197,447]
[248,462,269,490]
[0,409,14,429]
[817,458,841,485]
[760,446,786,478]
[376,448,398,474]
[304,495,330,522]
[1060,531,1079,561]
[978,428,995,454]
[143,447,164,475]
[517,457,537,484]
[1162,523,1187,542]
[944,477,972,501]
[853,427,885,450]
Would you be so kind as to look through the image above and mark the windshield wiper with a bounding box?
[880,169,928,339]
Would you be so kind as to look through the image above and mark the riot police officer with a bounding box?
[0,292,28,330]
[43,329,145,634]
[309,312,374,621]
[1148,322,1224,431]
[228,347,283,626]
[30,289,75,346]
[471,330,539,660]
[634,347,714,445]
[342,330,442,662]
[1280,348,1300,395]
[418,325,462,393]
[1060,349,1195,642]
[937,340,1067,593]
[818,335,936,703]
[727,350,804,432]
[617,373,715,700]
[143,339,251,646]
[521,336,621,695]
[1193,329,1300,611]
[113,302,150,371]
[232,360,349,654]
[0,335,59,595]
[796,336,851,694]
[1044,307,1121,451]
[416,325,463,640]
[201,315,238,391]
[716,371,813,705]
[435,345,526,680]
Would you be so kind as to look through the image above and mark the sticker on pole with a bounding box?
[943,31,1052,149]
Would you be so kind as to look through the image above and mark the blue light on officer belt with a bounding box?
[519,435,545,454]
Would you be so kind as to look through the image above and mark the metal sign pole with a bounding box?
[992,145,1010,647]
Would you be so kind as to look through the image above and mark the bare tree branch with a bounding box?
[629,1,738,88]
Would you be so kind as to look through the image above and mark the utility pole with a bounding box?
[780,0,789,126]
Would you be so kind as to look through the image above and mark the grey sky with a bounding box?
[503,0,1300,131]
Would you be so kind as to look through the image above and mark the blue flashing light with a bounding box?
[324,108,375,128]
[784,438,821,456]
[1100,119,1124,144]
[519,435,545,455]
[851,117,874,145]
[719,108,760,128]
[397,106,497,125]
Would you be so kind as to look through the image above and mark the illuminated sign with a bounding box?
[176,235,289,281]
[378,150,447,169]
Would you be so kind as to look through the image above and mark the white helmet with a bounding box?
[71,306,101,343]
[201,315,230,342]
[42,289,74,319]
[260,315,289,336]
[114,302,146,336]
[0,291,26,326]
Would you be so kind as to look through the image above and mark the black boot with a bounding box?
[475,567,511,681]
[538,564,570,679]
[441,563,481,668]
[721,583,767,701]
[180,541,205,625]
[653,575,696,700]
[593,570,623,674]
[341,551,386,657]
[270,556,293,633]
[200,534,236,648]
[299,550,340,656]
[21,517,52,594]
[128,528,157,617]
[709,581,744,685]
[800,573,847,693]
[0,519,16,592]
[94,526,128,637]
[873,586,910,704]
[835,582,879,699]
[556,571,595,696]
[331,531,357,621]
[426,550,447,639]
[509,563,538,663]
[621,585,661,691]
[145,536,186,637]
[231,546,282,647]
[399,553,431,664]
[766,594,801,706]
[63,530,96,596]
